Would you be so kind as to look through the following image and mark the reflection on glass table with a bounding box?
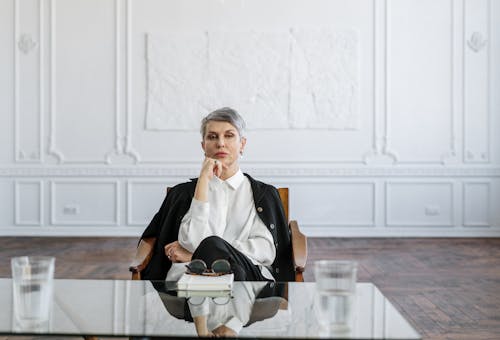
[0,278,420,339]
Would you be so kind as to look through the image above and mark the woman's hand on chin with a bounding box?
[200,157,226,180]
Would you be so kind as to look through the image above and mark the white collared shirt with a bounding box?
[165,170,276,281]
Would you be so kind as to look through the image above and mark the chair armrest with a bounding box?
[129,237,156,279]
[289,220,307,281]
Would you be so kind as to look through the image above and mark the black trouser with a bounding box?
[191,236,270,281]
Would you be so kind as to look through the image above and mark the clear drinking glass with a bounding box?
[314,260,357,332]
[11,256,55,330]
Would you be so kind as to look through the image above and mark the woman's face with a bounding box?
[202,121,246,171]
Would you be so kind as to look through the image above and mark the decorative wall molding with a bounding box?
[463,0,491,164]
[47,0,62,163]
[14,180,43,225]
[364,0,398,165]
[124,0,140,164]
[288,181,376,227]
[105,0,125,165]
[126,180,169,225]
[50,180,120,225]
[443,0,458,165]
[362,0,393,165]
[462,181,491,227]
[467,31,487,52]
[14,0,20,163]
[104,0,138,165]
[17,33,38,54]
[47,0,122,164]
[1,166,500,178]
[385,181,455,227]
[14,0,43,164]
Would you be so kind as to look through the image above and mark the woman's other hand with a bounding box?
[193,315,214,337]
[212,325,237,337]
[164,241,192,263]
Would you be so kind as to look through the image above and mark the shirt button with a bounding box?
[257,207,263,213]
[275,242,278,247]
[270,224,275,229]
[275,268,280,273]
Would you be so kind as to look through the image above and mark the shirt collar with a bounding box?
[225,169,244,190]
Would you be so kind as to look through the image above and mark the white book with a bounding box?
[177,289,232,298]
[176,273,234,291]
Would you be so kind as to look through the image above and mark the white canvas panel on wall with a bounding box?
[130,0,374,163]
[146,29,359,130]
[386,182,453,227]
[290,183,375,226]
[51,181,118,225]
[52,0,115,162]
[146,31,291,130]
[387,0,453,163]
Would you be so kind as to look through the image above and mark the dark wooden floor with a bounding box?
[1,237,499,340]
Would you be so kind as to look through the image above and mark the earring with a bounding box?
[240,150,244,158]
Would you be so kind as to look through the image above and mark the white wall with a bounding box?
[1,0,499,237]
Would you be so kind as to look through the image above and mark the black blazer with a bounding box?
[140,173,295,281]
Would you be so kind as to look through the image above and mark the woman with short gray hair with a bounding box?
[200,107,246,139]
[140,107,294,334]
[142,107,295,336]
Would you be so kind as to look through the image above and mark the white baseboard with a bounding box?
[0,225,499,238]
[302,225,500,237]
[0,226,145,237]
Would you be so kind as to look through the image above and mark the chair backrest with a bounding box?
[277,188,289,221]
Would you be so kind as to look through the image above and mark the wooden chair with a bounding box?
[129,188,307,282]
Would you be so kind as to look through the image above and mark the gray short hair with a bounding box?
[200,107,246,138]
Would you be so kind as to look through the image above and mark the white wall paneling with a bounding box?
[385,181,454,227]
[0,171,499,237]
[14,0,43,163]
[49,0,116,163]
[493,0,500,165]
[0,0,14,164]
[14,180,43,225]
[287,182,376,228]
[463,0,491,163]
[50,180,119,225]
[363,0,393,165]
[463,181,491,227]
[1,0,500,237]
[126,180,174,225]
[386,0,456,164]
[124,0,140,163]
[105,0,130,164]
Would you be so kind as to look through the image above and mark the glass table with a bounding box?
[0,278,420,339]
